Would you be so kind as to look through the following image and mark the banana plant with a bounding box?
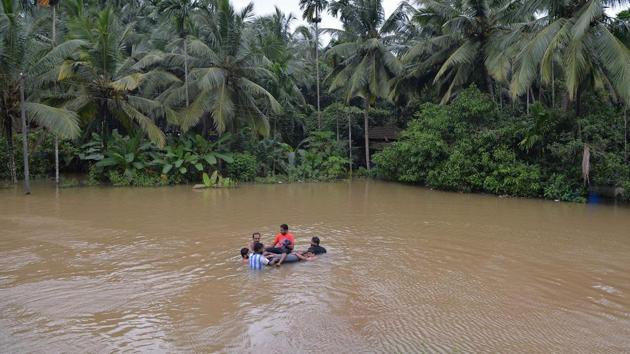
[201,170,236,188]
[155,134,234,180]
[89,131,160,177]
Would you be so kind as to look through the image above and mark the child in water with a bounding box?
[240,247,249,264]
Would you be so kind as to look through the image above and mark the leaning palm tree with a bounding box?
[58,6,167,146]
[299,0,329,130]
[157,0,281,136]
[510,0,630,111]
[326,0,401,170]
[1,0,80,188]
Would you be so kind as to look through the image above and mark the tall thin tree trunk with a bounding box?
[53,4,59,185]
[526,89,530,114]
[184,36,189,107]
[551,61,555,108]
[336,114,339,142]
[100,100,109,147]
[348,112,352,177]
[4,115,17,184]
[363,98,371,171]
[575,90,581,117]
[485,73,495,102]
[20,74,30,195]
[624,107,627,163]
[315,18,321,130]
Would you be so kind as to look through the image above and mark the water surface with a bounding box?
[1,181,629,352]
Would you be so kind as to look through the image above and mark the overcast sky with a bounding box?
[233,0,628,30]
[232,0,400,35]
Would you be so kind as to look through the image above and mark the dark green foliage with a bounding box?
[227,153,258,182]
[1,130,79,180]
[289,131,349,180]
[374,87,630,201]
[81,130,161,181]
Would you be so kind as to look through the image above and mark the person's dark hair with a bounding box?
[311,236,320,245]
[252,232,261,239]
[240,248,249,258]
[280,224,288,230]
[253,242,264,253]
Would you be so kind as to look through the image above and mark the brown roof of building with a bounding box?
[369,125,401,141]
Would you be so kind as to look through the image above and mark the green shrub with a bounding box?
[543,174,585,202]
[227,153,258,181]
[285,131,349,181]
[481,148,542,197]
[1,130,80,180]
[426,147,482,192]
[323,155,349,179]
[591,153,630,187]
[107,170,167,187]
[373,121,447,183]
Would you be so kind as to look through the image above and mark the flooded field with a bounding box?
[1,181,629,352]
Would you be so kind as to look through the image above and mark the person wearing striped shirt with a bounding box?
[248,242,269,270]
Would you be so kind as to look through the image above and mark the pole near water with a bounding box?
[348,113,352,177]
[625,107,627,163]
[53,4,60,185]
[20,73,31,195]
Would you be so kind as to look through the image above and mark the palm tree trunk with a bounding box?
[184,36,190,107]
[551,61,555,108]
[575,90,581,117]
[363,98,371,171]
[336,113,339,142]
[485,73,494,102]
[20,74,30,195]
[526,89,530,114]
[53,4,59,185]
[4,115,17,184]
[624,107,627,163]
[315,19,321,130]
[99,100,109,147]
[348,112,352,177]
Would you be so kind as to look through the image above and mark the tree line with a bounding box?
[1,0,629,195]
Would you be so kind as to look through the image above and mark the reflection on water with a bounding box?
[1,181,629,352]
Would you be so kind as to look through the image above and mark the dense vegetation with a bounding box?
[1,0,629,201]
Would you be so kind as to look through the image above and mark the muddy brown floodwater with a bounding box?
[1,180,629,353]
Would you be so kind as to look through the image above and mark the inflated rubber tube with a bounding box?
[269,253,299,264]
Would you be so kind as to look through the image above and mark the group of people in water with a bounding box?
[240,224,327,270]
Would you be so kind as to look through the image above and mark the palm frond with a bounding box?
[25,102,81,139]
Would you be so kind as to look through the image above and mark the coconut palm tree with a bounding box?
[326,0,401,170]
[157,0,281,136]
[58,6,167,146]
[299,0,329,130]
[159,0,201,108]
[250,8,307,138]
[510,0,630,111]
[252,8,306,110]
[393,0,520,104]
[1,0,80,189]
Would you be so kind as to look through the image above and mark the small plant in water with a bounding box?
[196,170,237,189]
